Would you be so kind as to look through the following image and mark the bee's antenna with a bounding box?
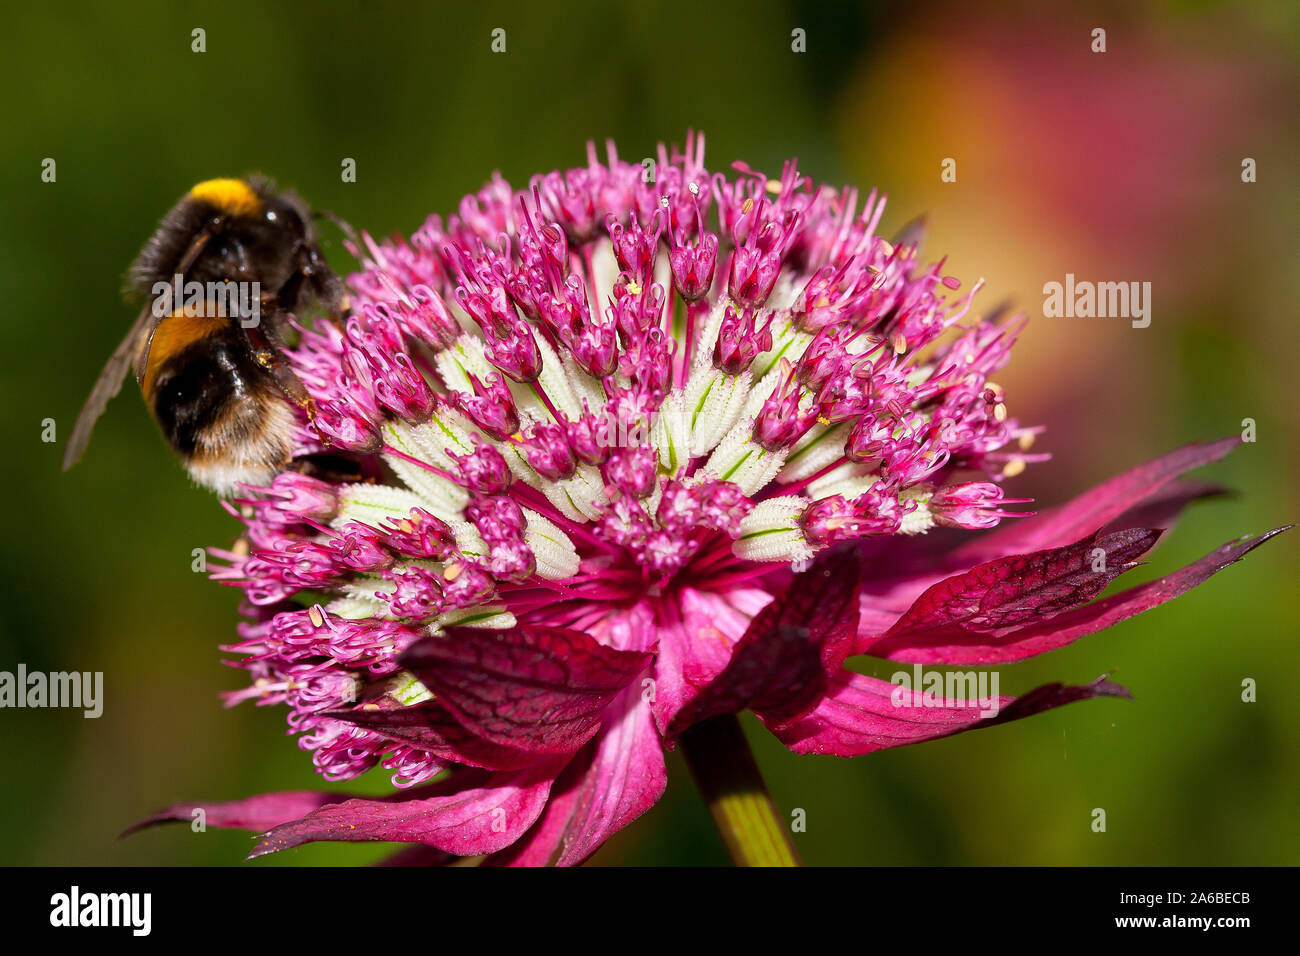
[314,209,360,248]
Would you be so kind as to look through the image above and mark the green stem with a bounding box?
[679,714,800,866]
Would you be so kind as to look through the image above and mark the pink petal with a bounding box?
[954,436,1239,562]
[489,681,667,866]
[867,528,1160,650]
[249,760,568,858]
[772,670,1129,756]
[401,624,651,754]
[328,701,543,771]
[852,600,906,652]
[554,686,665,865]
[123,790,357,837]
[667,554,861,734]
[482,760,588,866]
[584,600,658,652]
[1098,479,1226,534]
[875,526,1290,665]
[650,586,769,734]
[860,439,1240,613]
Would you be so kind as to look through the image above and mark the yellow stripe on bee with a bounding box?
[189,178,261,215]
[141,308,228,401]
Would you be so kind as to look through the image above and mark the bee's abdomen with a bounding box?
[147,323,273,456]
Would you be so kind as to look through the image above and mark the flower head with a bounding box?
[135,135,1286,864]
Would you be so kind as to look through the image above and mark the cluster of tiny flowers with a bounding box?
[210,134,1039,785]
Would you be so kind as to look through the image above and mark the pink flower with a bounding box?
[131,135,1286,865]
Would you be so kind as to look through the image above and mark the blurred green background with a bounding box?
[1,0,1296,866]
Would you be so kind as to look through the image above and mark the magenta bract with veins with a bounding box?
[137,134,1286,865]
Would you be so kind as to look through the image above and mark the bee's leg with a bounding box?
[303,241,351,321]
[282,240,350,323]
[240,320,317,421]
[274,261,307,314]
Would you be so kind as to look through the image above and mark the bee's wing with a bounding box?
[63,223,218,471]
[61,305,159,471]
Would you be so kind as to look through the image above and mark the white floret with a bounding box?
[732,495,815,564]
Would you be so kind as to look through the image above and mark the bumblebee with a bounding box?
[62,177,348,494]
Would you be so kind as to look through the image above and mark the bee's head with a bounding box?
[259,192,311,242]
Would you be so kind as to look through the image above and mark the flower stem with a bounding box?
[679,714,800,866]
